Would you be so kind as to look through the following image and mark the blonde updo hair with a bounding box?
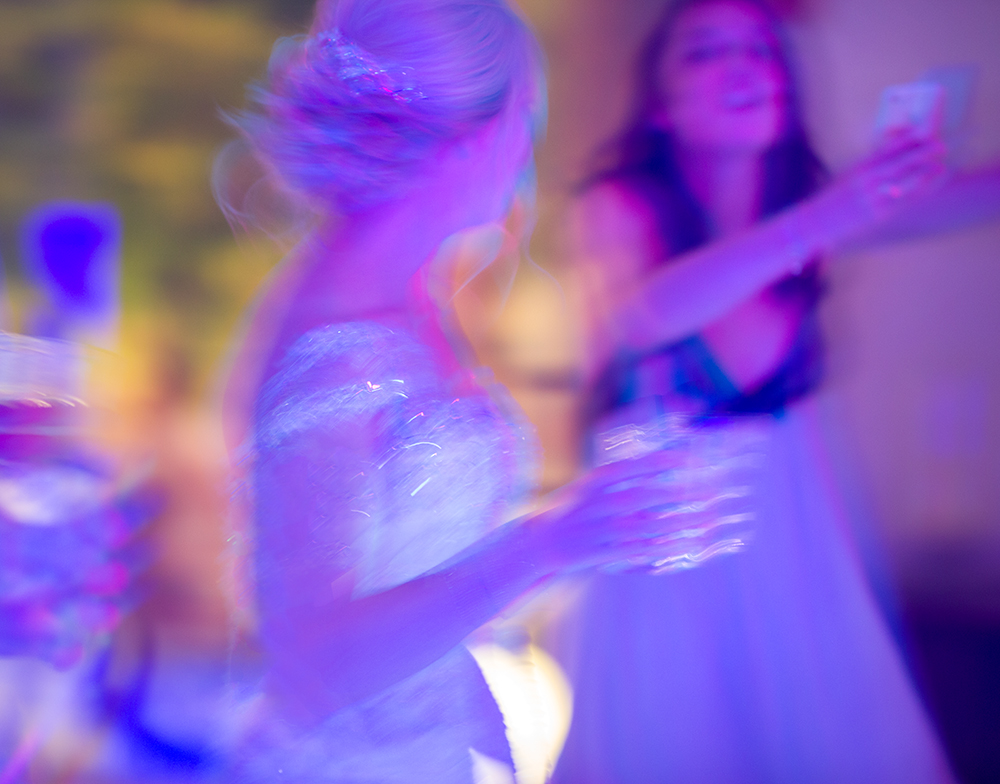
[229,0,543,215]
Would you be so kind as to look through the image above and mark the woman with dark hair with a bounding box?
[579,1,831,426]
[554,0,999,780]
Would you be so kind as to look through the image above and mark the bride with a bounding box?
[216,0,727,780]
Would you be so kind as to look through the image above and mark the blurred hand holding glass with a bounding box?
[593,409,765,575]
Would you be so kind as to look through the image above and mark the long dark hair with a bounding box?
[591,0,827,261]
[584,0,829,423]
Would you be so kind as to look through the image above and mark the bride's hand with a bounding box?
[806,128,949,251]
[526,449,729,575]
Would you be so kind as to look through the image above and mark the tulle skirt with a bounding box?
[552,398,954,783]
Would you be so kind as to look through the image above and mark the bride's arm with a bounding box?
[267,516,548,723]
[257,418,688,725]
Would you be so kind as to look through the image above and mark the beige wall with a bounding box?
[794,0,1000,548]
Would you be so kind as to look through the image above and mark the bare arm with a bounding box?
[847,160,1000,250]
[265,513,551,723]
[616,205,824,352]
[577,133,950,354]
[258,418,691,725]
[571,180,839,358]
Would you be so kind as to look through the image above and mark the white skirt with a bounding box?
[552,397,955,783]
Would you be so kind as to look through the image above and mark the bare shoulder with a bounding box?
[566,179,666,314]
[572,180,658,241]
[575,179,649,218]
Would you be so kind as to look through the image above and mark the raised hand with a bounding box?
[528,440,757,576]
[808,128,949,251]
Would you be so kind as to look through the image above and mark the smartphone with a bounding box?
[874,81,944,140]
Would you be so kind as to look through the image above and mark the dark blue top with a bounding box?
[588,267,826,421]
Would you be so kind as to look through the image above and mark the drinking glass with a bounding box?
[593,409,765,575]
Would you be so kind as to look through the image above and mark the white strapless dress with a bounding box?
[227,322,535,783]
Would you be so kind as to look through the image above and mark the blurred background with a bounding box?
[0,0,997,780]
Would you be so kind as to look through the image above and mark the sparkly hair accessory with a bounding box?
[317,32,426,104]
